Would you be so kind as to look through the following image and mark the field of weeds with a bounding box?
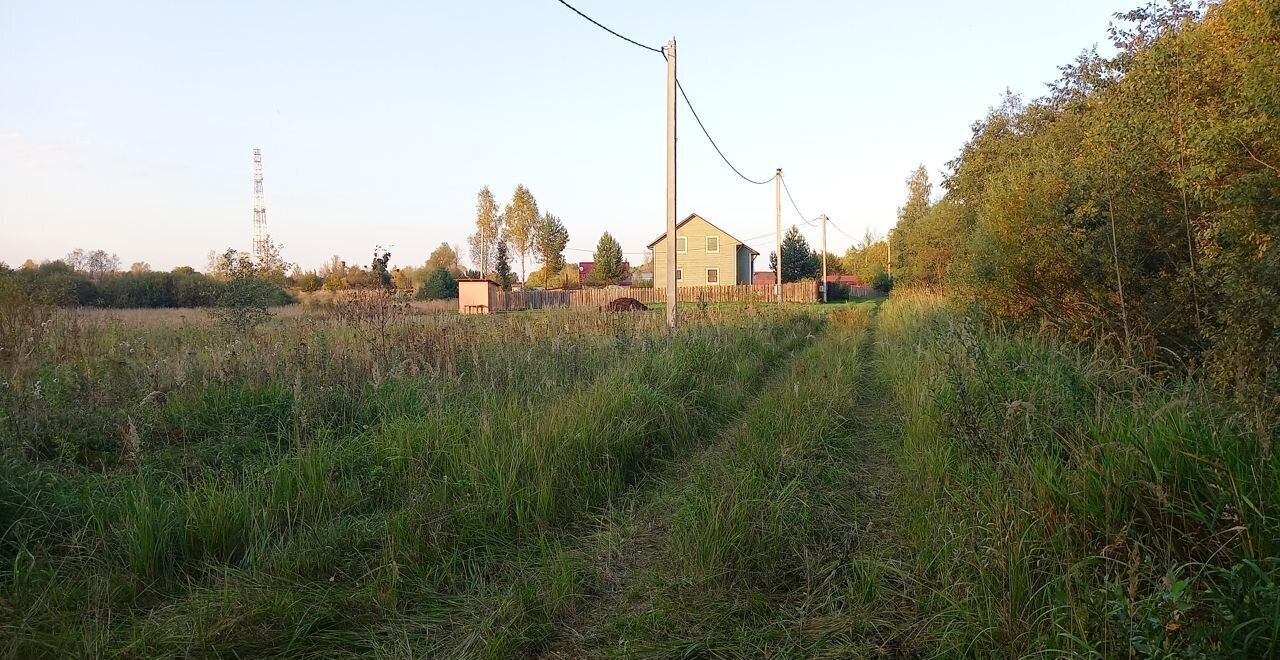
[1,295,1275,658]
[0,299,826,657]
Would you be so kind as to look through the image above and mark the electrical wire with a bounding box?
[826,217,859,242]
[553,0,773,187]
[553,0,664,54]
[676,81,775,186]
[780,173,816,226]
[553,1,856,250]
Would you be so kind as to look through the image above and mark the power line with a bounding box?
[553,0,664,54]
[553,1,773,187]
[826,217,859,242]
[553,1,845,253]
[780,173,815,226]
[676,81,775,186]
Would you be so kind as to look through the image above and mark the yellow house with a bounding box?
[647,213,759,287]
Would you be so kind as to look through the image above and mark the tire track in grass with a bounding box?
[786,301,927,658]
[426,311,828,659]
[538,301,916,658]
[531,312,841,659]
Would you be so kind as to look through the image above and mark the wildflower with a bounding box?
[32,380,43,400]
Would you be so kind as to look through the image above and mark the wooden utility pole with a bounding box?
[821,214,828,303]
[775,168,782,303]
[887,229,893,280]
[665,38,678,329]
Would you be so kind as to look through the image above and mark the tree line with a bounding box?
[463,184,630,291]
[0,249,293,309]
[887,0,1279,422]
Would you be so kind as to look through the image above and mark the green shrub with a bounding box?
[415,266,457,300]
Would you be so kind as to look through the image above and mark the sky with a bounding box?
[0,0,1138,273]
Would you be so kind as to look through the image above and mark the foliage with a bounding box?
[319,255,347,291]
[369,248,393,290]
[208,241,291,286]
[871,271,893,294]
[96,271,219,308]
[888,0,1280,424]
[535,213,570,290]
[295,270,323,292]
[467,186,504,274]
[890,165,933,287]
[767,226,819,283]
[592,232,625,285]
[64,248,120,280]
[524,265,579,290]
[0,262,97,306]
[503,184,540,284]
[873,296,1279,658]
[415,266,458,300]
[0,260,289,309]
[0,303,821,657]
[424,243,463,276]
[209,249,286,333]
[494,240,513,291]
[842,229,890,285]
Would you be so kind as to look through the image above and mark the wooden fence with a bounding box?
[842,285,877,298]
[496,282,820,310]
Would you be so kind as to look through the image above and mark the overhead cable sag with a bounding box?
[555,0,774,186]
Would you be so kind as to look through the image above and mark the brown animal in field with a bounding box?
[602,297,647,312]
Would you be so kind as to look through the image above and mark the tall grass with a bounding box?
[877,294,1279,657]
[577,302,879,656]
[0,304,821,657]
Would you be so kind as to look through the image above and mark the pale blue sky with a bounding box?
[1,0,1136,272]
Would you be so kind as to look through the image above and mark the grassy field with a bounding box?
[1,296,1275,658]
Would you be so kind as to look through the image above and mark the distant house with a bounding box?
[647,213,759,286]
[578,260,633,286]
[752,271,776,286]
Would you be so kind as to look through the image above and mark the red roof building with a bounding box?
[578,261,633,286]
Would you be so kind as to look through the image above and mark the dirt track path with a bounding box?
[536,325,829,658]
[536,303,920,658]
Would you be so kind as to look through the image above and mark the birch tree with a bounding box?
[503,184,539,285]
[467,186,503,274]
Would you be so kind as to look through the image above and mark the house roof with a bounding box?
[646,213,761,255]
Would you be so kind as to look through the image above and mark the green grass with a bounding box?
[1,297,1275,658]
[0,304,823,657]
[874,295,1279,658]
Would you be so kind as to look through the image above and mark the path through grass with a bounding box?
[4,297,1276,657]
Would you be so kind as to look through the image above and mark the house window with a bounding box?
[676,269,683,281]
[706,268,719,284]
[706,235,719,253]
[676,236,687,253]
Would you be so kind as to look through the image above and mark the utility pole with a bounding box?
[775,168,782,303]
[665,38,678,330]
[821,214,828,303]
[887,229,893,281]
